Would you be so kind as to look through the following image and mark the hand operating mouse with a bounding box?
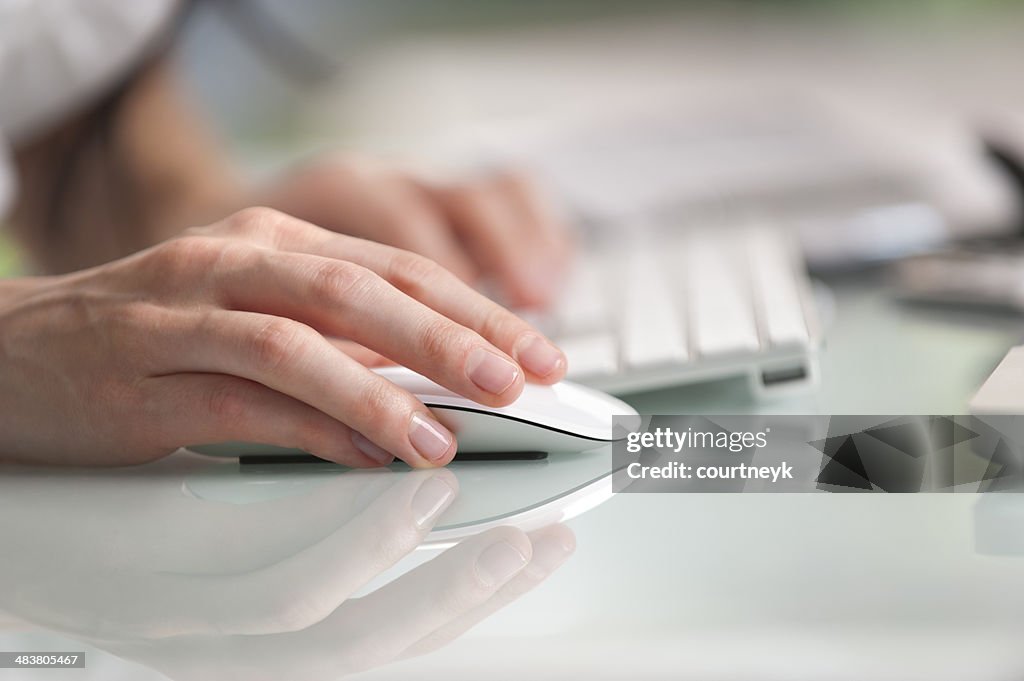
[189,366,641,461]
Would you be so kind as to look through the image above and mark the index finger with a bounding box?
[226,209,568,383]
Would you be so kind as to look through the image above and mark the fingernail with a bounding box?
[409,412,454,462]
[514,333,566,378]
[411,476,455,528]
[529,533,576,573]
[475,541,529,587]
[466,347,520,395]
[351,432,394,466]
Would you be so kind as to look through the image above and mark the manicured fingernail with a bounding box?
[351,432,394,466]
[411,476,455,528]
[514,333,566,378]
[466,347,520,395]
[475,541,529,587]
[409,413,454,462]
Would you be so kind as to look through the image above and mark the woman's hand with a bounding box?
[0,207,567,466]
[260,157,574,309]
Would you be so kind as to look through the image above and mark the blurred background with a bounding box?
[6,0,1024,274]
[180,0,1024,242]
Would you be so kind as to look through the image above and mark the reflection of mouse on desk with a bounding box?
[190,366,641,461]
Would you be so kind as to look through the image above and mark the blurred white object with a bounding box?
[488,100,915,223]
[895,241,1024,310]
[798,202,948,268]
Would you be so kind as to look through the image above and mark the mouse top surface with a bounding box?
[373,366,639,441]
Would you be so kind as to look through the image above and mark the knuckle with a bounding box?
[416,316,463,367]
[249,318,310,373]
[478,303,520,344]
[387,251,449,298]
[310,261,379,305]
[212,240,257,272]
[353,376,403,426]
[225,206,288,235]
[206,382,250,423]
[137,237,224,290]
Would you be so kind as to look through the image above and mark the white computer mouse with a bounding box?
[189,366,641,460]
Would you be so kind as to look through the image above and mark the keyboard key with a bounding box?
[687,233,761,357]
[553,255,608,336]
[559,333,619,379]
[747,228,810,349]
[621,245,689,368]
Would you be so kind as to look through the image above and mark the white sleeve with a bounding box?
[0,0,180,141]
[0,0,179,221]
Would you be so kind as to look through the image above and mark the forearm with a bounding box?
[9,60,245,274]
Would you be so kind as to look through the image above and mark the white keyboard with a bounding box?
[535,223,821,397]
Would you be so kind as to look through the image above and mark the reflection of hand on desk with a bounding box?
[0,457,575,679]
